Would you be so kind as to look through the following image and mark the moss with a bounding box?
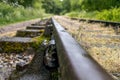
[0,33,49,53]
[31,35,50,50]
[16,30,44,37]
[9,69,27,80]
[0,42,33,53]
[51,70,61,80]
[9,70,19,80]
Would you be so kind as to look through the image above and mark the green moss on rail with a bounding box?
[32,35,50,50]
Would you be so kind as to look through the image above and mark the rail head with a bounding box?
[51,18,114,80]
[78,18,120,26]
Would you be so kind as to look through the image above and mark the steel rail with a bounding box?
[80,19,120,26]
[51,18,114,80]
[71,18,120,26]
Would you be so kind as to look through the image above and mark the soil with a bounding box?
[0,19,40,38]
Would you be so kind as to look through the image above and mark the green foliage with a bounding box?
[0,2,45,26]
[66,8,120,22]
[1,0,120,22]
[7,0,33,7]
[96,8,120,21]
[41,0,120,15]
[62,0,71,13]
[32,35,49,50]
[65,11,80,18]
[42,0,63,14]
[71,0,120,11]
[65,11,97,19]
[70,0,82,11]
[64,0,120,21]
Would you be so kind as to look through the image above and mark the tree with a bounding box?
[42,0,63,14]
[62,0,71,12]
[7,0,34,7]
[70,0,82,11]
[81,0,120,11]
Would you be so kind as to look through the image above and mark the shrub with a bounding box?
[65,8,120,22]
[65,11,80,18]
[65,11,97,19]
[0,2,45,26]
[96,8,120,21]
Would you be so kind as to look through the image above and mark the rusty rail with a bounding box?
[71,18,120,26]
[51,18,114,80]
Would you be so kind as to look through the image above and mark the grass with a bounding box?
[0,2,52,26]
[65,11,97,19]
[65,8,120,22]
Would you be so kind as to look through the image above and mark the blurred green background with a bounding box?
[0,0,120,26]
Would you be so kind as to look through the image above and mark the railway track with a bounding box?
[0,19,49,80]
[71,18,120,26]
[0,16,119,80]
[54,16,120,80]
[71,18,120,34]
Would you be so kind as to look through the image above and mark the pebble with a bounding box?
[16,55,23,59]
[10,61,13,64]
[0,65,3,68]
[0,53,34,80]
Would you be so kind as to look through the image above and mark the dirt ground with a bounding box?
[0,19,40,38]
